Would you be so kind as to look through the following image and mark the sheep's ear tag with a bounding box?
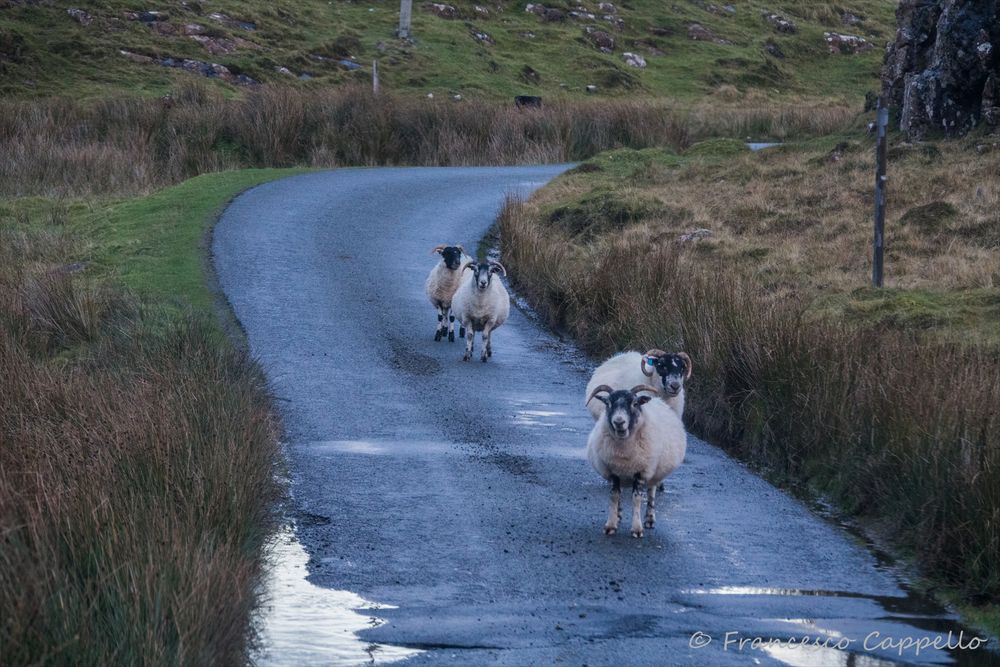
[645,357,656,367]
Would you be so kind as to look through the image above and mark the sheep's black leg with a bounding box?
[462,324,474,362]
[434,311,444,341]
[459,325,466,338]
[604,475,621,535]
[447,313,456,342]
[631,474,646,538]
[645,483,657,529]
[480,326,491,362]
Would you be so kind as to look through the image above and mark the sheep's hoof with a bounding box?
[644,518,656,529]
[604,525,617,535]
[434,330,443,342]
[462,353,471,362]
[448,331,455,342]
[480,355,488,363]
[631,528,644,539]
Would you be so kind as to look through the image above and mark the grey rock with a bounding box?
[763,12,796,34]
[824,32,873,54]
[585,27,614,52]
[622,51,646,68]
[67,8,92,25]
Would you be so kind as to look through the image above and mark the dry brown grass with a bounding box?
[0,226,282,665]
[499,136,1000,602]
[0,83,858,197]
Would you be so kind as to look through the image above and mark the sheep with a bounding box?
[586,384,687,538]
[451,260,510,362]
[585,349,692,420]
[425,244,471,342]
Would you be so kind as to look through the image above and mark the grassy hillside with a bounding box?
[1,0,894,101]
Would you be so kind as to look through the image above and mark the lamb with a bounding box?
[425,244,471,342]
[585,349,692,420]
[451,260,510,362]
[586,384,687,538]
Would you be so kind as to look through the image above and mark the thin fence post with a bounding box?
[373,60,379,95]
[872,98,889,288]
[398,0,412,38]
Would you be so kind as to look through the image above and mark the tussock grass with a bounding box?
[499,137,1000,603]
[1,83,857,197]
[0,210,282,664]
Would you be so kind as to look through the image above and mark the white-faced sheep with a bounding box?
[451,260,510,362]
[425,244,472,342]
[586,384,687,538]
[585,350,692,420]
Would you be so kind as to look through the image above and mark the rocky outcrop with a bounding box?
[882,0,1000,139]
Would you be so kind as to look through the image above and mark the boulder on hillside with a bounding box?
[687,23,730,44]
[824,32,873,54]
[585,27,614,52]
[424,3,458,18]
[763,13,796,33]
[881,0,999,139]
[67,8,93,25]
[622,52,646,68]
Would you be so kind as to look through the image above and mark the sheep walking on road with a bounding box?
[451,260,510,362]
[425,244,471,342]
[585,350,692,420]
[586,384,687,538]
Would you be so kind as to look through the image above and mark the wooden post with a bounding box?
[398,0,412,39]
[872,98,889,288]
[372,60,379,95]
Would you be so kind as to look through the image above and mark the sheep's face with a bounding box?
[647,353,691,397]
[601,390,651,440]
[439,246,464,270]
[469,262,502,290]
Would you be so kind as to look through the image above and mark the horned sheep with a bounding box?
[451,260,510,362]
[585,350,692,420]
[586,384,687,538]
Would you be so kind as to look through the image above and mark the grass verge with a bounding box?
[498,137,1000,629]
[0,169,305,664]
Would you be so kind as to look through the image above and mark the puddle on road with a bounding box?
[681,586,995,666]
[253,526,420,666]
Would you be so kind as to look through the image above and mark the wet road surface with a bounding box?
[213,167,996,666]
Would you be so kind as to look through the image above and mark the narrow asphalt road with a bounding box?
[214,167,994,667]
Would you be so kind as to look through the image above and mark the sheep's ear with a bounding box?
[431,244,446,255]
[635,395,652,406]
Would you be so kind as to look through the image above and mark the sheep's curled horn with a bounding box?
[461,260,477,272]
[677,352,693,380]
[489,260,507,276]
[586,384,614,405]
[641,349,668,377]
[586,383,659,405]
[431,244,465,255]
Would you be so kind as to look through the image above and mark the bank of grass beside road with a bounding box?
[0,169,304,664]
[499,138,1000,628]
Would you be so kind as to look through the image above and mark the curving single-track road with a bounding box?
[213,167,995,667]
